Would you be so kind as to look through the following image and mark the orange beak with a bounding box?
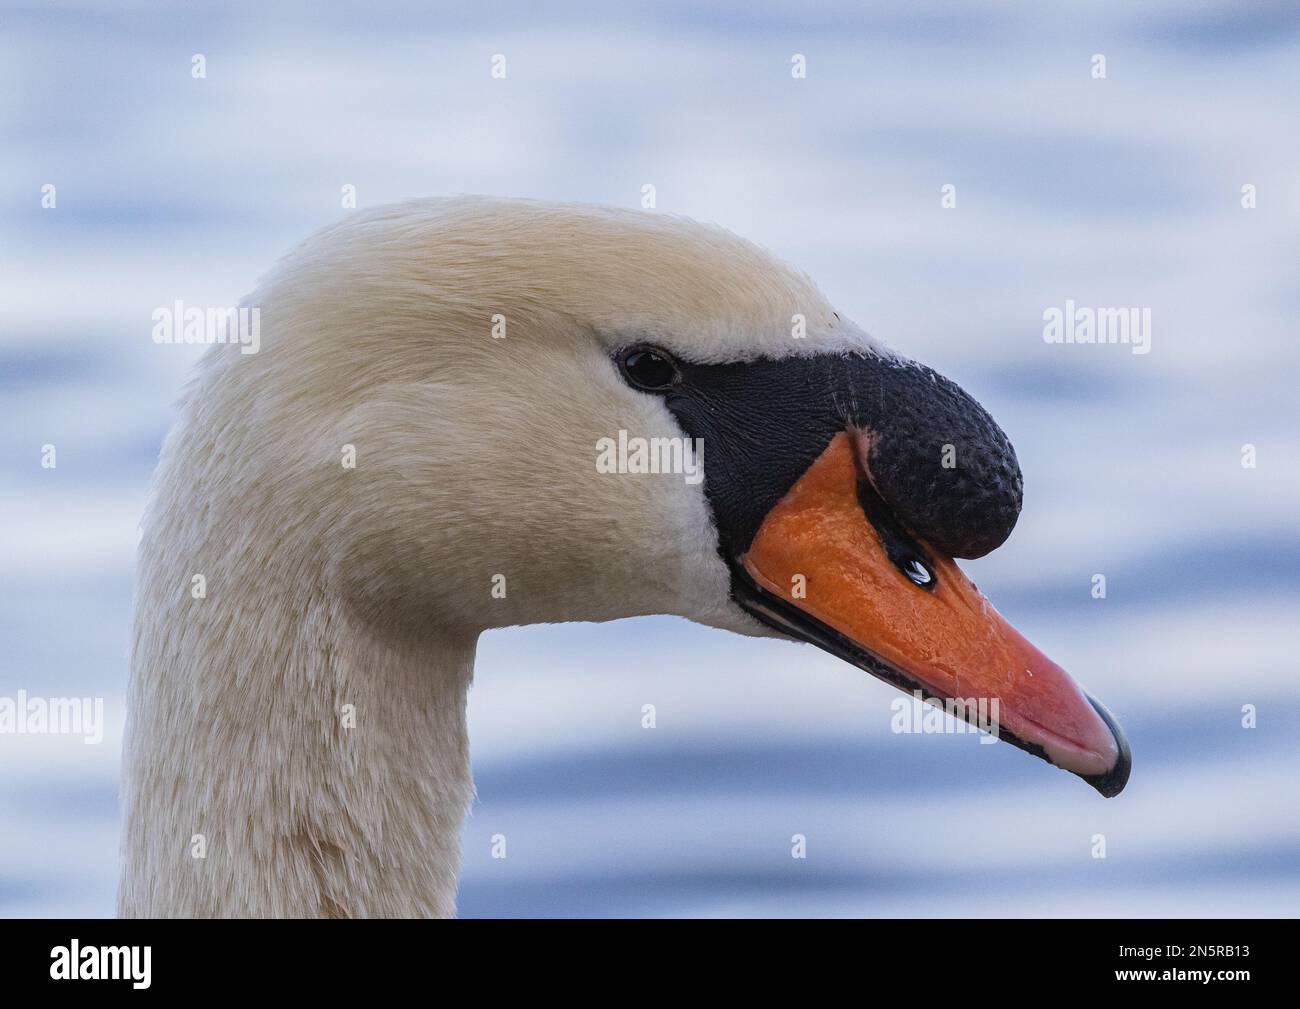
[736,432,1130,795]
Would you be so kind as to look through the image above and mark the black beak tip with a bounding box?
[1080,694,1132,798]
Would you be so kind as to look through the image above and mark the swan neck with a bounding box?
[119,554,477,917]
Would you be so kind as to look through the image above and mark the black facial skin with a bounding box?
[615,346,1024,561]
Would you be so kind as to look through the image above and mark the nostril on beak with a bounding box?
[855,472,938,592]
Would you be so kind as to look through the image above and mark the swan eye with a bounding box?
[619,347,680,392]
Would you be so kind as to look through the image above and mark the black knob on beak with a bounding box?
[859,362,1023,559]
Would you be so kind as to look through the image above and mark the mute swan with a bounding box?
[119,196,1130,918]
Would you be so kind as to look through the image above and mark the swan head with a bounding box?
[204,196,1129,796]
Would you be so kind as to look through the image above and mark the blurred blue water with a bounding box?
[2,0,1299,917]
